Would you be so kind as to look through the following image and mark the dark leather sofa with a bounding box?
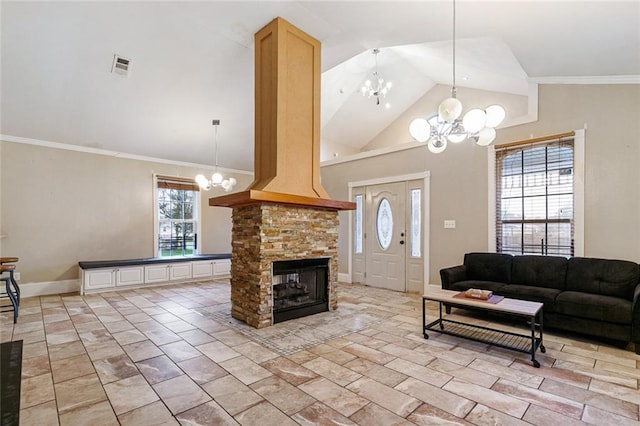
[440,252,640,354]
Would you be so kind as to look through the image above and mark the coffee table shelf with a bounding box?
[423,286,545,368]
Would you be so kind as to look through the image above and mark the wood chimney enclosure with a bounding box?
[209,17,355,328]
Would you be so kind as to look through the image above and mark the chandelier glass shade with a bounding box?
[195,120,237,192]
[360,48,392,105]
[409,0,505,153]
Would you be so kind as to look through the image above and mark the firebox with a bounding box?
[272,258,329,323]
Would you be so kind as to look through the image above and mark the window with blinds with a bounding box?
[156,175,199,257]
[495,134,575,257]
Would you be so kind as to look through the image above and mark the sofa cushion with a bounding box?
[566,257,639,299]
[555,291,632,324]
[499,285,561,312]
[464,252,512,283]
[446,280,507,294]
[511,255,568,290]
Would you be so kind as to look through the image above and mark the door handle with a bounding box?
[399,240,405,245]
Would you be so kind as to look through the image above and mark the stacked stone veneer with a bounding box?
[231,203,339,328]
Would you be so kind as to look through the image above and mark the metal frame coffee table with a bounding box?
[422,285,546,368]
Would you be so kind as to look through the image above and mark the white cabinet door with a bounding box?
[213,259,231,276]
[116,266,145,287]
[145,264,170,283]
[192,261,214,278]
[170,263,192,281]
[84,269,115,290]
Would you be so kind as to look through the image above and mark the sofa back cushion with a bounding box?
[464,252,512,283]
[511,255,568,290]
[566,257,640,299]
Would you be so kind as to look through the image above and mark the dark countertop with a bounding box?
[79,254,231,269]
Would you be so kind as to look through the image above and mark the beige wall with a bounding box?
[0,142,252,283]
[321,84,640,284]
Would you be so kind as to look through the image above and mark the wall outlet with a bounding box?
[14,272,21,281]
[444,220,456,229]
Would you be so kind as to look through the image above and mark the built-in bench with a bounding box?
[78,254,231,294]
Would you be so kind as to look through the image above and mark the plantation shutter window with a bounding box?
[495,132,575,257]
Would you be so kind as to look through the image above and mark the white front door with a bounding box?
[352,179,425,293]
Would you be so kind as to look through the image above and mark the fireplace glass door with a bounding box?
[272,258,329,323]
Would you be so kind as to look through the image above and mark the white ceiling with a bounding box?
[2,1,639,171]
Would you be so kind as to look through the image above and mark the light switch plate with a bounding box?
[444,220,456,229]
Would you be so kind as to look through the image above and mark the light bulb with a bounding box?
[476,127,497,146]
[447,122,467,143]
[427,136,447,154]
[485,104,506,128]
[409,118,431,143]
[438,98,463,123]
[228,177,237,187]
[195,174,208,188]
[211,172,223,184]
[462,109,487,133]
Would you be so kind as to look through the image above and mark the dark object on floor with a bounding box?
[0,339,23,426]
[0,257,20,324]
[440,252,640,354]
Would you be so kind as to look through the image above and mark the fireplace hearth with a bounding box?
[272,258,328,323]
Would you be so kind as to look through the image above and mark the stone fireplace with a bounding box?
[209,17,354,328]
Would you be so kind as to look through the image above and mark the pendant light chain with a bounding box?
[451,0,456,98]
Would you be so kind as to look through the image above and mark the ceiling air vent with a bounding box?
[111,54,130,76]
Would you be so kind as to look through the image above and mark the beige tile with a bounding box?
[385,357,452,387]
[286,349,318,364]
[443,378,530,418]
[153,375,211,415]
[523,404,592,426]
[201,375,264,416]
[343,358,408,387]
[178,329,216,346]
[118,400,179,425]
[395,377,475,418]
[407,403,474,426]
[302,356,362,387]
[464,404,531,425]
[428,357,499,388]
[346,376,421,417]
[468,358,544,388]
[59,400,118,426]
[589,379,640,405]
[19,400,59,426]
[298,377,369,417]
[492,378,583,418]
[261,356,318,386]
[20,373,55,409]
[163,319,197,333]
[219,355,272,385]
[212,329,251,346]
[234,400,298,426]
[84,340,126,361]
[348,403,415,426]
[250,375,316,415]
[21,341,49,360]
[104,374,160,415]
[51,353,96,383]
[122,339,164,362]
[55,374,107,414]
[136,355,183,384]
[176,400,239,425]
[341,343,396,364]
[233,341,279,364]
[160,340,201,362]
[581,404,640,426]
[112,328,148,346]
[177,355,228,385]
[292,401,358,426]
[48,340,86,362]
[197,340,240,363]
[93,353,140,384]
[21,354,51,379]
[45,329,79,346]
[554,359,637,388]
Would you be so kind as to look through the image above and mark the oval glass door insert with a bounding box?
[376,198,393,250]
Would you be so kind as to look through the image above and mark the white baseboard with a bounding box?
[19,279,80,298]
[338,272,351,283]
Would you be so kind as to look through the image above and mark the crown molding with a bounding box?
[0,134,253,175]
[529,75,640,85]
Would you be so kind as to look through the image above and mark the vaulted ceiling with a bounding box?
[2,1,639,171]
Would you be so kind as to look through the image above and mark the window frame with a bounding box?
[153,174,202,258]
[488,129,585,257]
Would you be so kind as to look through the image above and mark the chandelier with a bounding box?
[360,48,392,105]
[409,0,505,153]
[195,120,237,192]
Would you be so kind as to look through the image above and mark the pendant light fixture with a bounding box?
[195,120,237,192]
[360,48,393,105]
[409,0,505,153]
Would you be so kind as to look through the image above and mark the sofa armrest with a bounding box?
[632,282,640,352]
[440,265,467,290]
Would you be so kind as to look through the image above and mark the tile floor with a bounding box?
[1,279,639,425]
